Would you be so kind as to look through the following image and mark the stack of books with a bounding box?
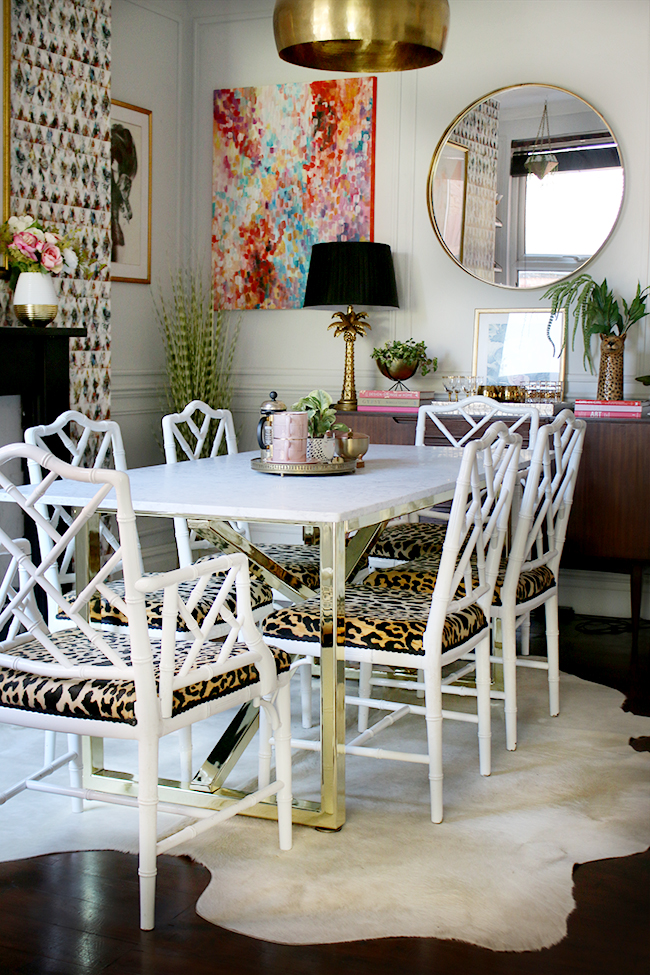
[574,399,644,418]
[358,390,437,413]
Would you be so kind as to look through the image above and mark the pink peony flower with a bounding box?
[12,231,40,261]
[40,242,64,273]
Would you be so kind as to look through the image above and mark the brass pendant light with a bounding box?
[273,0,450,72]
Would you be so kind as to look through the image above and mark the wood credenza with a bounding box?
[338,409,650,648]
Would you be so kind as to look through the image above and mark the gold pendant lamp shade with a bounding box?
[273,0,450,72]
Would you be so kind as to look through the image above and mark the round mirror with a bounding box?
[427,84,624,289]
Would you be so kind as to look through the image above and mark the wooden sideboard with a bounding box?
[338,409,650,652]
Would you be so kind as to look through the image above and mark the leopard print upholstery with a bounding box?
[0,630,291,725]
[370,522,447,562]
[60,572,274,630]
[364,555,556,606]
[192,532,324,592]
[255,544,322,591]
[262,585,487,657]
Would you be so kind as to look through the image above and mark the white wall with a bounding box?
[111,0,193,566]
[183,0,650,448]
[114,0,650,609]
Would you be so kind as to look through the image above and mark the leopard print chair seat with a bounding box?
[0,630,291,725]
[370,522,447,563]
[363,555,556,607]
[263,585,488,659]
[61,570,274,631]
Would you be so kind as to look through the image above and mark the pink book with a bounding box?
[357,404,420,413]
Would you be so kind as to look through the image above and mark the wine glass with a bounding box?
[442,375,457,401]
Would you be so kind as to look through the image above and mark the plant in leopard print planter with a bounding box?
[596,332,626,400]
[543,274,649,400]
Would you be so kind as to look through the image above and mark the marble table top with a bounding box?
[26,444,468,528]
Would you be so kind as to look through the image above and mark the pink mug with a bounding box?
[272,411,309,440]
[272,437,308,463]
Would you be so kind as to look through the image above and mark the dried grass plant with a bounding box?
[155,266,241,457]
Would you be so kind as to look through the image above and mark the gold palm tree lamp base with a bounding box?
[328,306,370,411]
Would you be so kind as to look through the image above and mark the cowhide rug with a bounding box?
[0,669,647,951]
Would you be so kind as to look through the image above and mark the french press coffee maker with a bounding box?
[257,391,286,461]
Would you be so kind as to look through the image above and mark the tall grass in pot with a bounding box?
[154,266,241,457]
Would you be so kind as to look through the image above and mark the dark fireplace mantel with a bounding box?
[0,327,86,430]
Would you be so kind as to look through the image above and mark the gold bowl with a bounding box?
[335,433,370,467]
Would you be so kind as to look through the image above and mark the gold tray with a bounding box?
[251,457,357,476]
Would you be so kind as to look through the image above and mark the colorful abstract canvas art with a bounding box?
[212,78,376,310]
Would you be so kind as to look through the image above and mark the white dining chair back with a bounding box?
[495,409,586,749]
[162,400,238,465]
[370,396,539,568]
[0,443,292,930]
[415,396,540,449]
[162,402,243,567]
[24,412,130,628]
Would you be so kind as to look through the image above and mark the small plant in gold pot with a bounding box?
[371,338,436,389]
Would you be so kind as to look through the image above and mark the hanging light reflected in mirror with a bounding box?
[273,0,450,72]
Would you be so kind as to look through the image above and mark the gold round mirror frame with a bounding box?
[427,83,625,290]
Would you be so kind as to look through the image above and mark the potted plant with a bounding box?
[543,274,649,400]
[292,389,349,460]
[371,338,437,388]
[154,265,241,457]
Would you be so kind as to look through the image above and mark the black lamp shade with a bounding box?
[303,242,399,309]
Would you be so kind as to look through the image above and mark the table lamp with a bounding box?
[303,241,399,411]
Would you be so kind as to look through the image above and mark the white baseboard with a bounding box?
[559,568,650,620]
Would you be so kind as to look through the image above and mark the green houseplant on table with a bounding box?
[543,274,649,400]
[371,338,437,389]
[292,389,349,461]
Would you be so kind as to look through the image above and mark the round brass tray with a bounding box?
[251,457,357,476]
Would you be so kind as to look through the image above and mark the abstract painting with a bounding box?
[212,77,376,310]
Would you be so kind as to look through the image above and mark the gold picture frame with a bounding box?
[472,308,566,394]
[110,99,152,283]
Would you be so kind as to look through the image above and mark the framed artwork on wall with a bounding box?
[110,100,152,283]
[212,77,376,310]
[472,308,566,392]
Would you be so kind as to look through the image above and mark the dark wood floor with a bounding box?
[0,610,648,975]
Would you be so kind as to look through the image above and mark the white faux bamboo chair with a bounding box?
[0,443,292,930]
[162,402,324,591]
[370,397,540,566]
[262,423,522,822]
[363,410,586,751]
[491,409,586,748]
[162,401,325,730]
[25,410,278,782]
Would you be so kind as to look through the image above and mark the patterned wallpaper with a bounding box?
[449,98,499,284]
[2,0,112,421]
